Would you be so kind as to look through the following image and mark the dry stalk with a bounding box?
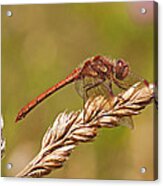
[16,82,154,178]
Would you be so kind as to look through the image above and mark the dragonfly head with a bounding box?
[114,59,129,80]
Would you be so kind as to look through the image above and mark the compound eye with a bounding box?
[115,59,129,80]
[117,59,124,67]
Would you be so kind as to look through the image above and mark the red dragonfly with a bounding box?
[15,55,143,123]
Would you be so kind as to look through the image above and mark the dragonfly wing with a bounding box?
[75,76,110,100]
[112,71,144,92]
[75,76,135,128]
[74,78,85,99]
[75,76,113,120]
[125,71,144,86]
[74,76,97,100]
[117,116,134,129]
[75,77,101,121]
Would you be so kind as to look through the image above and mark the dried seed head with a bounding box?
[16,82,154,178]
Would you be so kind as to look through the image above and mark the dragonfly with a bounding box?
[15,55,143,123]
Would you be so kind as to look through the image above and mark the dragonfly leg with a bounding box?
[103,81,114,97]
[112,76,129,90]
[83,83,94,89]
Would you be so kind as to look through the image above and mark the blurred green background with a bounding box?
[2,1,156,180]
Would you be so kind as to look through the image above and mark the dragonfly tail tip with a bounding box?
[15,116,20,123]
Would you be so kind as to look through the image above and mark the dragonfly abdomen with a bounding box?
[15,68,81,122]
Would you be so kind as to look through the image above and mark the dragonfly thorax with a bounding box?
[81,55,114,79]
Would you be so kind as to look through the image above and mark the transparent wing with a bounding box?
[112,71,145,92]
[75,75,135,128]
[117,116,134,129]
[75,76,114,121]
[75,76,113,102]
